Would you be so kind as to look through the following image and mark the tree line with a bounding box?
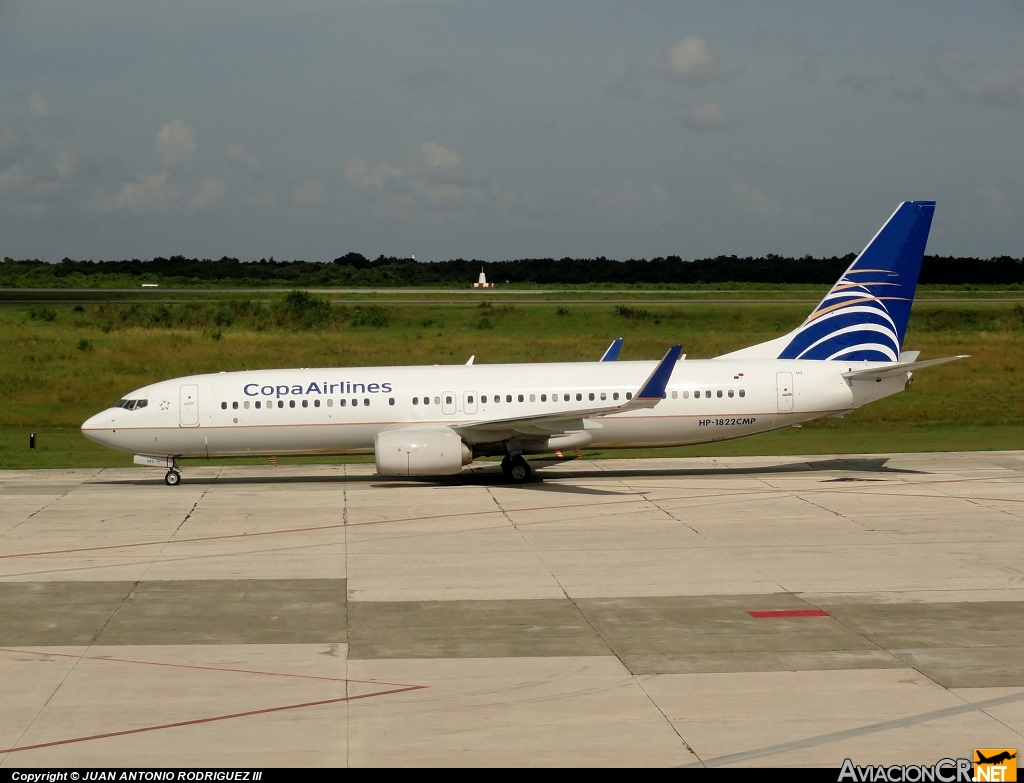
[2,253,1021,287]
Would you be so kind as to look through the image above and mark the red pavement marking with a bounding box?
[0,685,425,754]
[0,647,428,755]
[748,609,830,618]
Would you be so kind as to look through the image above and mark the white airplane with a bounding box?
[82,200,966,485]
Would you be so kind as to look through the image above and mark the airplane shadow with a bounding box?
[87,456,925,497]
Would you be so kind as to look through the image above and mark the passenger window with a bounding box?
[364,398,370,406]
[505,395,512,403]
[422,397,429,405]
[232,401,239,410]
[221,402,227,410]
[314,399,320,407]
[278,400,284,408]
[327,399,333,408]
[682,391,689,399]
[434,396,440,405]
[255,401,262,409]
[389,398,395,406]
[600,392,606,401]
[301,399,308,408]
[446,395,453,405]
[481,395,488,403]
[413,397,419,405]
[588,393,595,401]
[717,390,723,398]
[517,394,524,403]
[728,390,734,398]
[529,394,535,402]
[739,389,746,398]
[626,392,633,400]
[541,394,547,402]
[613,392,619,400]
[289,400,296,408]
[352,399,359,407]
[467,395,474,404]
[244,401,250,409]
[340,399,347,407]
[563,394,570,402]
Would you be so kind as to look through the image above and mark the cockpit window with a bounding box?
[115,398,148,411]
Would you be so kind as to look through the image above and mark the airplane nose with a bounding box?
[81,410,117,445]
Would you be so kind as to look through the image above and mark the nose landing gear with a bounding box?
[164,456,182,486]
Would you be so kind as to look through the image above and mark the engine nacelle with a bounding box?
[375,428,472,477]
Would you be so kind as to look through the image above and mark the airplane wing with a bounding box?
[454,345,682,444]
[842,355,969,382]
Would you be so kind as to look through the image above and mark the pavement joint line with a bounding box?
[679,689,1024,768]
[4,479,1019,562]
[491,478,703,763]
[0,646,410,684]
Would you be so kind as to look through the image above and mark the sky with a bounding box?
[1,1,1022,264]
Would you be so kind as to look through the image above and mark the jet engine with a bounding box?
[375,428,472,476]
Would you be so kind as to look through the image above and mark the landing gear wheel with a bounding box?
[164,469,181,486]
[500,455,513,477]
[508,456,532,483]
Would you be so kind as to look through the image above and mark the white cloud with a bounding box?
[410,180,476,204]
[976,184,1011,220]
[0,164,29,196]
[668,37,715,82]
[55,153,75,179]
[227,143,263,172]
[28,93,50,119]
[683,102,726,130]
[290,179,328,206]
[734,183,781,219]
[962,68,1024,109]
[345,157,403,190]
[0,124,20,156]
[418,142,459,171]
[94,172,179,213]
[931,45,1024,110]
[191,177,227,211]
[154,120,196,166]
[593,182,673,225]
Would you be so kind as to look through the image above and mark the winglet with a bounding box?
[600,337,623,362]
[634,345,682,402]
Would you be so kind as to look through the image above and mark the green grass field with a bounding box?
[1,290,1021,469]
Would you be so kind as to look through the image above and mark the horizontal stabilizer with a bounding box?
[842,355,969,382]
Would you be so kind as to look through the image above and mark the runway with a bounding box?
[1,452,1022,767]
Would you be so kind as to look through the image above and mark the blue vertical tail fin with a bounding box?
[717,201,935,362]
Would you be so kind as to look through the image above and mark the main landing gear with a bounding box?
[500,454,532,483]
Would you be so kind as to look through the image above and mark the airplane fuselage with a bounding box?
[80,357,907,460]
